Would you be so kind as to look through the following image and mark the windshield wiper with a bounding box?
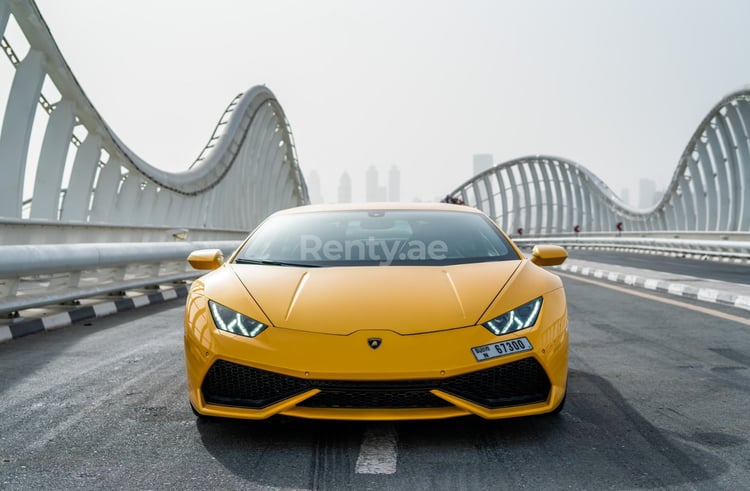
[235,258,321,268]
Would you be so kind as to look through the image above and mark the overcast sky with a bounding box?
[26,0,750,205]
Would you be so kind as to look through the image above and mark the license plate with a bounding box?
[471,337,533,361]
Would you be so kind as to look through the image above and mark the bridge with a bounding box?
[1,1,749,489]
[0,0,308,321]
[449,86,750,235]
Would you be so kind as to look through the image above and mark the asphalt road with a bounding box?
[1,275,748,490]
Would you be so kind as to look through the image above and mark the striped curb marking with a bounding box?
[558,264,750,312]
[0,286,189,343]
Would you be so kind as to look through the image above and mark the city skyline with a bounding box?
[310,160,665,209]
[308,165,403,203]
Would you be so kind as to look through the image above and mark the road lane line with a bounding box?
[557,271,750,327]
[355,423,398,474]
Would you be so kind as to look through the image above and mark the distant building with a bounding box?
[473,154,494,176]
[338,172,352,203]
[366,165,387,202]
[388,165,401,202]
[365,166,378,202]
[307,170,323,204]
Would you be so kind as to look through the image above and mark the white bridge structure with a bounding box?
[0,0,748,324]
[0,0,307,317]
[0,1,307,240]
[449,90,750,237]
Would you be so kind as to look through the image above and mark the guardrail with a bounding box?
[513,234,750,261]
[0,241,241,316]
[0,219,249,246]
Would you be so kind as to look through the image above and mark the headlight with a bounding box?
[483,297,542,336]
[209,301,268,338]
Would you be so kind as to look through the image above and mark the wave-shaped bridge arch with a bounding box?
[0,0,308,236]
[449,88,750,235]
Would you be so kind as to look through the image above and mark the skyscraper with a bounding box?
[366,165,387,202]
[307,170,323,204]
[388,165,400,202]
[338,172,352,203]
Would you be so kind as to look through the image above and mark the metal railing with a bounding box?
[513,233,750,261]
[0,218,249,246]
[0,241,240,316]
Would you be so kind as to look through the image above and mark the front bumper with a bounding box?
[202,356,550,409]
[184,292,568,421]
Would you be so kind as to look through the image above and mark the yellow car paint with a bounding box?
[184,203,569,421]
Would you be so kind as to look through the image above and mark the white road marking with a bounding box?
[355,423,398,474]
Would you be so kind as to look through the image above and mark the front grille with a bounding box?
[297,381,453,408]
[201,358,550,410]
[441,357,551,407]
[202,360,310,408]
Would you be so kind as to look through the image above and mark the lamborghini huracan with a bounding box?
[184,203,568,420]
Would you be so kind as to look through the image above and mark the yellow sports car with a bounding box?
[184,203,568,421]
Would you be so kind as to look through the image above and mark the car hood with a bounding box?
[230,261,521,335]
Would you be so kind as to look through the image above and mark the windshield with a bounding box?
[235,210,520,266]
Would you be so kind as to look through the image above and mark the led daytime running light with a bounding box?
[483,297,542,336]
[209,301,267,338]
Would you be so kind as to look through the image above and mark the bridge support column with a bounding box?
[31,100,76,219]
[0,49,46,218]
[61,134,102,222]
[696,141,718,230]
[733,101,750,229]
[111,170,141,224]
[90,158,123,223]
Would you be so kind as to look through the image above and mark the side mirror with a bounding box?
[530,245,567,267]
[188,249,225,270]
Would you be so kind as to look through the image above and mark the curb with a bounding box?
[557,263,750,312]
[0,285,189,344]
